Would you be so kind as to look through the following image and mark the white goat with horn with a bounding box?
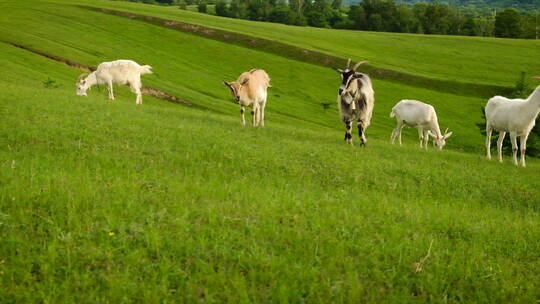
[390,100,452,150]
[333,59,374,146]
[223,69,271,127]
[76,60,153,105]
[485,76,540,167]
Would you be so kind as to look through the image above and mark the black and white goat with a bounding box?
[333,59,375,146]
[485,76,540,167]
[76,60,153,105]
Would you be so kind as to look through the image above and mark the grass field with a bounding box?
[0,0,499,152]
[1,0,539,302]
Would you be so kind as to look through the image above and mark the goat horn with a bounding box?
[346,59,351,69]
[76,73,88,83]
[352,61,368,71]
[444,127,449,135]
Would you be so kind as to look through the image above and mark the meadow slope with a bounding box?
[54,0,540,88]
[0,0,502,153]
[0,1,539,303]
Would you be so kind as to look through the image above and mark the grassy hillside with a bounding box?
[53,0,540,88]
[1,40,539,303]
[0,0,500,153]
[1,0,539,302]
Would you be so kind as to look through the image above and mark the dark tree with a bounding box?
[494,9,521,38]
[331,0,342,10]
[198,1,207,13]
[178,0,187,9]
[461,18,478,36]
[421,3,451,34]
[215,0,228,16]
[348,5,367,29]
[229,0,248,18]
[304,0,333,28]
[269,6,292,23]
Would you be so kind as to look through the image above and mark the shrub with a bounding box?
[198,1,207,13]
[178,0,187,9]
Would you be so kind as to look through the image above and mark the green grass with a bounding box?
[51,0,540,88]
[1,0,539,302]
[0,0,496,152]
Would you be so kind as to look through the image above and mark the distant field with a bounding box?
[53,0,540,88]
[1,0,539,302]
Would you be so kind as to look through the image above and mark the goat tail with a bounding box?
[389,109,395,118]
[140,65,153,75]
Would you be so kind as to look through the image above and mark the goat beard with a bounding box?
[341,93,357,110]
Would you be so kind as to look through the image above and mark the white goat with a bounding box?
[76,60,153,105]
[485,76,540,167]
[390,100,452,150]
[223,69,270,127]
[333,59,374,146]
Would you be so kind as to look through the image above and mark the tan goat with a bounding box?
[224,69,271,127]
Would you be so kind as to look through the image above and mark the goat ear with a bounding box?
[241,78,249,86]
[223,81,231,87]
[532,76,540,80]
[332,67,343,73]
[427,130,437,138]
[444,131,453,139]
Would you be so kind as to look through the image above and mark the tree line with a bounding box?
[129,0,538,39]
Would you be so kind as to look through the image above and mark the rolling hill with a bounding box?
[47,0,540,88]
[0,0,539,302]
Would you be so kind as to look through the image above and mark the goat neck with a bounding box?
[85,72,99,88]
[527,85,540,106]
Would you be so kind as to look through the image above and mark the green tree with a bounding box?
[331,0,341,10]
[215,0,228,16]
[178,0,187,9]
[288,0,302,14]
[396,3,417,33]
[519,14,537,39]
[361,0,401,32]
[229,0,248,18]
[304,0,333,28]
[461,18,478,36]
[198,1,207,13]
[421,3,451,34]
[494,9,521,38]
[348,5,367,29]
[368,13,383,31]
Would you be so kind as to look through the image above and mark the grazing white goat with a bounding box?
[223,69,270,127]
[390,100,452,150]
[485,76,540,167]
[76,60,153,105]
[333,59,374,146]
